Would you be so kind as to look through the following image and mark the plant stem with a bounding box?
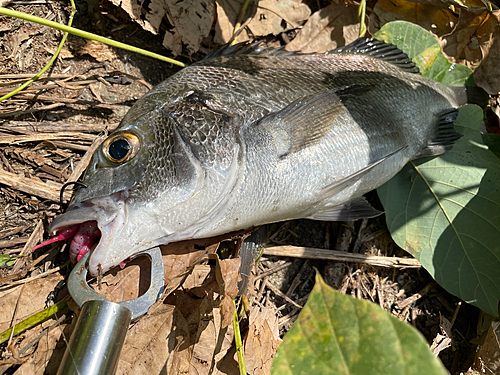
[0,7,187,68]
[358,0,367,38]
[0,1,77,102]
[233,298,247,375]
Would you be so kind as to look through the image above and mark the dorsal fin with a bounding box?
[203,40,299,61]
[328,38,420,74]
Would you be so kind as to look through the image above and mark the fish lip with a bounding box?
[49,191,129,276]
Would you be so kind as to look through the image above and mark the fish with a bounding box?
[40,38,486,276]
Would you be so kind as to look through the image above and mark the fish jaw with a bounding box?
[49,191,164,276]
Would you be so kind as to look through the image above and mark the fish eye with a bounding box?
[102,132,140,164]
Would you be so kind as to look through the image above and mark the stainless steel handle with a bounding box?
[57,300,131,375]
[58,247,165,375]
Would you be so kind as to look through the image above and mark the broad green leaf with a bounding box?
[271,274,449,375]
[373,21,473,86]
[378,105,500,316]
[373,21,500,316]
[482,133,500,159]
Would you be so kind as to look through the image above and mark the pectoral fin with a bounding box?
[307,196,382,221]
[256,91,345,157]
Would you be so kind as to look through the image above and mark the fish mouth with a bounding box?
[48,191,130,276]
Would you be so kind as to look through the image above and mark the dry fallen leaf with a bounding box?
[440,10,500,94]
[441,10,486,70]
[369,0,457,38]
[0,274,66,375]
[285,3,359,53]
[0,274,63,333]
[472,11,500,95]
[108,0,215,55]
[243,302,281,375]
[215,0,311,44]
[473,320,500,374]
[15,318,68,375]
[430,315,452,356]
[113,247,242,374]
[68,39,119,62]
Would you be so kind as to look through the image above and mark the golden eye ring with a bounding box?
[102,132,141,164]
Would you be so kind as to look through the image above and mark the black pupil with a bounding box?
[109,139,130,161]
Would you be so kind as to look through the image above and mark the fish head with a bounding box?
[49,95,205,276]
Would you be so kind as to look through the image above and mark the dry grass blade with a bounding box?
[0,121,117,133]
[0,132,96,145]
[11,220,43,274]
[0,168,70,202]
[263,246,421,268]
[0,103,66,118]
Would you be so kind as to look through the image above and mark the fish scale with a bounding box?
[42,38,485,276]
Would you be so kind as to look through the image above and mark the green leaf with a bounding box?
[378,105,500,316]
[372,20,500,316]
[373,21,473,86]
[482,133,500,159]
[0,254,16,267]
[271,274,449,375]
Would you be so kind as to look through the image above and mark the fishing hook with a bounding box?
[59,181,87,209]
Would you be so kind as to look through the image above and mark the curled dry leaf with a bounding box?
[473,320,500,373]
[285,3,359,53]
[108,0,215,55]
[472,11,500,95]
[214,256,241,328]
[215,0,311,44]
[243,303,281,375]
[441,10,500,94]
[369,0,457,38]
[441,10,487,69]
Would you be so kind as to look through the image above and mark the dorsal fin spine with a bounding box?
[327,38,420,74]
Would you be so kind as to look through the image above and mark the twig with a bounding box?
[0,103,65,118]
[0,73,73,80]
[0,131,96,144]
[264,280,303,309]
[0,261,69,286]
[397,281,437,309]
[263,246,422,268]
[66,133,106,183]
[0,238,28,248]
[11,220,43,273]
[0,167,71,202]
[253,261,292,281]
[285,259,310,298]
[0,120,117,133]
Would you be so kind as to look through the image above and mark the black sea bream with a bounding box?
[42,38,484,276]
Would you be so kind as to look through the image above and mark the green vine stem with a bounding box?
[0,300,68,345]
[358,0,367,38]
[233,298,247,375]
[0,7,187,73]
[0,1,77,102]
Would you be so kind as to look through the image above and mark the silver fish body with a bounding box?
[50,39,477,275]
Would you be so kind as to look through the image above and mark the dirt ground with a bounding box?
[0,0,493,374]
